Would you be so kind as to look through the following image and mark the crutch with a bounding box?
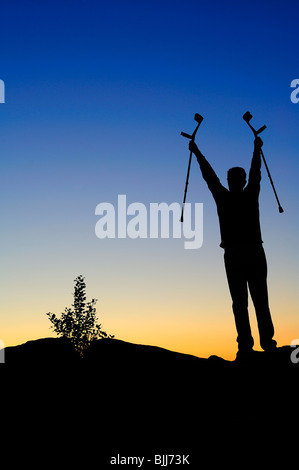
[180,113,204,222]
[243,111,284,213]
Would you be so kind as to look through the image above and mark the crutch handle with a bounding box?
[256,125,267,135]
[180,132,193,139]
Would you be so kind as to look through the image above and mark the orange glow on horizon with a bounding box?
[2,300,298,363]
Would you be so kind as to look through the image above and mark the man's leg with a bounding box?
[247,246,276,351]
[224,249,254,351]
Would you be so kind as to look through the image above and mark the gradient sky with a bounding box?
[1,0,298,360]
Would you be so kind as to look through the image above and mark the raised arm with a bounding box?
[248,137,263,189]
[189,140,223,195]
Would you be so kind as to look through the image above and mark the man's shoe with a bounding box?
[235,348,255,362]
[261,339,277,353]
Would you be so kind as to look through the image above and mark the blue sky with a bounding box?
[1,0,298,358]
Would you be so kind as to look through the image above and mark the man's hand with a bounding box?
[254,136,263,149]
[189,140,199,155]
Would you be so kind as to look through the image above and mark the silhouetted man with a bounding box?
[189,137,277,358]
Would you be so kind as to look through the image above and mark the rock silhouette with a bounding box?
[1,337,298,466]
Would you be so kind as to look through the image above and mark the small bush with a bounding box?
[46,275,114,355]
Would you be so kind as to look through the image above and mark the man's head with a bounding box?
[227,167,247,192]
